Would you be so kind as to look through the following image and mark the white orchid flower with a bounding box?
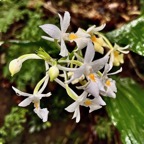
[100,64,122,98]
[40,11,71,57]
[12,85,51,122]
[66,41,109,84]
[65,91,105,123]
[68,28,90,50]
[87,24,107,54]
[83,96,106,113]
[110,44,129,66]
[76,73,104,98]
[102,78,117,98]
[12,62,51,122]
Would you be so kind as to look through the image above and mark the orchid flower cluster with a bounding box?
[9,11,129,123]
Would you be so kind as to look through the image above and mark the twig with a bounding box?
[127,53,144,81]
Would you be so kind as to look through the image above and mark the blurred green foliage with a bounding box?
[28,114,52,133]
[95,117,112,142]
[0,0,59,90]
[0,107,27,143]
[0,0,28,33]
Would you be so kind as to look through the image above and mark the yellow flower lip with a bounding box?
[34,102,39,109]
[105,79,111,86]
[88,73,96,82]
[114,51,119,57]
[113,50,124,66]
[84,99,92,106]
[69,33,78,40]
[91,35,97,42]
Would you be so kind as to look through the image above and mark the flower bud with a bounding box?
[113,51,124,66]
[48,65,59,82]
[9,59,22,76]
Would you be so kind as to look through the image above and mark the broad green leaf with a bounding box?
[106,78,144,144]
[106,16,144,56]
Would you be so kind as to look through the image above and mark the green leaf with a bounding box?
[106,78,144,144]
[106,16,144,56]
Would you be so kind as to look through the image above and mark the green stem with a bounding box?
[97,33,114,50]
[33,75,48,94]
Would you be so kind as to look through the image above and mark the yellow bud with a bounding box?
[9,59,22,76]
[48,65,59,82]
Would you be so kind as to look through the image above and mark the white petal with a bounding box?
[86,25,96,33]
[72,107,80,123]
[58,13,63,30]
[93,96,106,105]
[103,64,111,76]
[84,41,95,63]
[93,23,106,32]
[12,86,32,97]
[40,108,49,122]
[89,105,102,113]
[106,87,116,98]
[34,108,49,122]
[91,54,109,72]
[118,49,129,54]
[66,65,85,84]
[76,28,90,37]
[40,24,61,39]
[74,38,89,50]
[18,98,32,107]
[59,39,68,57]
[97,78,105,91]
[85,81,100,98]
[65,102,78,112]
[111,81,117,92]
[109,53,114,70]
[41,36,54,42]
[61,11,71,33]
[38,92,51,98]
[108,67,122,76]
